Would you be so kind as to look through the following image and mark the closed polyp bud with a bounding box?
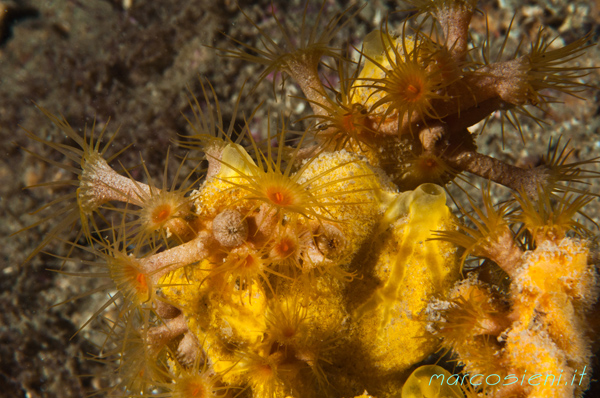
[315,223,346,259]
[212,209,248,247]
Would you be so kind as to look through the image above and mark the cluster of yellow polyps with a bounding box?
[158,140,461,397]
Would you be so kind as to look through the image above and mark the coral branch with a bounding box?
[141,231,212,284]
[446,147,548,196]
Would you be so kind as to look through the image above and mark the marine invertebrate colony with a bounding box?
[17,0,599,397]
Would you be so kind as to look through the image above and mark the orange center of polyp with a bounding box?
[244,254,256,269]
[267,187,293,206]
[257,363,274,380]
[342,113,356,132]
[405,83,422,101]
[136,272,148,290]
[423,157,436,169]
[276,238,296,258]
[184,380,206,398]
[152,204,172,223]
[282,325,296,339]
[132,270,152,302]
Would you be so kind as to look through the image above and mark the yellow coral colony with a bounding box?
[161,135,461,397]
[18,0,600,397]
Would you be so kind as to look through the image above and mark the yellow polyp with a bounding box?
[401,365,465,398]
[351,30,416,111]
